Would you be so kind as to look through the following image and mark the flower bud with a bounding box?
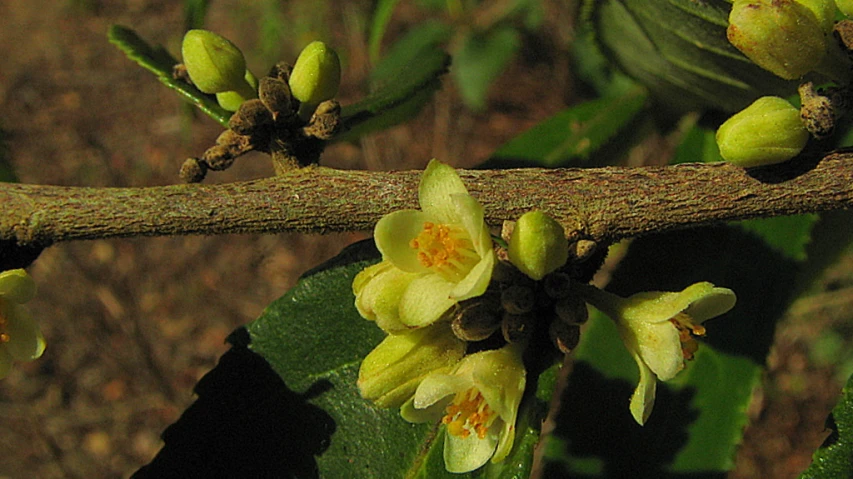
[716,96,809,167]
[288,41,341,119]
[727,0,827,79]
[357,325,465,408]
[508,211,569,281]
[182,29,248,94]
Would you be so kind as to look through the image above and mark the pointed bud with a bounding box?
[182,30,248,94]
[508,211,569,281]
[357,325,465,408]
[716,96,809,167]
[289,41,342,119]
[727,0,828,80]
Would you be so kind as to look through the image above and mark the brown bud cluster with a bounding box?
[179,62,343,183]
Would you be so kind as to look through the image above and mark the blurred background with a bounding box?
[0,1,851,477]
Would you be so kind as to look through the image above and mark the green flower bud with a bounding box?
[838,0,853,17]
[214,69,260,112]
[182,29,248,94]
[508,211,569,281]
[727,0,828,80]
[288,41,342,119]
[357,325,465,409]
[716,96,809,167]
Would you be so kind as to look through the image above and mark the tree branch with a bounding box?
[2,152,853,248]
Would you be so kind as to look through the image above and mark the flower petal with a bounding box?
[450,249,495,301]
[374,210,432,274]
[400,395,450,423]
[419,160,470,224]
[0,269,36,304]
[450,193,491,256]
[635,319,683,380]
[683,286,737,323]
[491,418,515,463]
[4,305,46,361]
[412,372,470,409]
[629,351,658,425]
[353,262,418,333]
[443,425,499,473]
[398,274,457,327]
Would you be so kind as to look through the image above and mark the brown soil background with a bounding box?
[0,1,851,478]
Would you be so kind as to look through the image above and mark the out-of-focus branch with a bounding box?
[2,152,852,248]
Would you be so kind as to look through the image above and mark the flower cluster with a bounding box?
[0,269,46,379]
[353,160,737,471]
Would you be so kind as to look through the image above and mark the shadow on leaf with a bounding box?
[133,328,334,479]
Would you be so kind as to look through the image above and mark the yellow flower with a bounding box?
[0,269,46,378]
[581,282,736,425]
[401,345,526,473]
[353,159,496,331]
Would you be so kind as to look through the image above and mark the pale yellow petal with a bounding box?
[419,160,469,224]
[5,305,46,361]
[374,210,432,274]
[0,269,36,304]
[398,274,457,327]
[635,319,683,381]
[684,287,737,323]
[450,249,495,301]
[629,351,658,426]
[444,425,499,473]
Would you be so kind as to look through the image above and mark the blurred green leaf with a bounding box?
[183,0,211,30]
[735,215,819,262]
[800,373,853,479]
[108,25,231,127]
[484,85,648,168]
[338,22,451,141]
[671,121,722,164]
[581,0,795,114]
[453,26,521,111]
[369,0,403,62]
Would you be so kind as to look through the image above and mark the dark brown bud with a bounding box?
[543,272,572,300]
[550,320,581,354]
[180,157,207,183]
[229,99,273,135]
[451,299,501,342]
[501,312,533,344]
[555,295,589,326]
[302,99,342,140]
[202,144,236,171]
[799,82,841,139]
[268,62,293,82]
[500,285,535,315]
[259,77,294,119]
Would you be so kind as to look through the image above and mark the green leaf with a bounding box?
[369,0,403,62]
[800,373,853,479]
[247,240,435,477]
[453,26,521,111]
[485,85,648,168]
[108,25,231,127]
[582,0,796,114]
[735,215,819,262]
[338,22,451,141]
